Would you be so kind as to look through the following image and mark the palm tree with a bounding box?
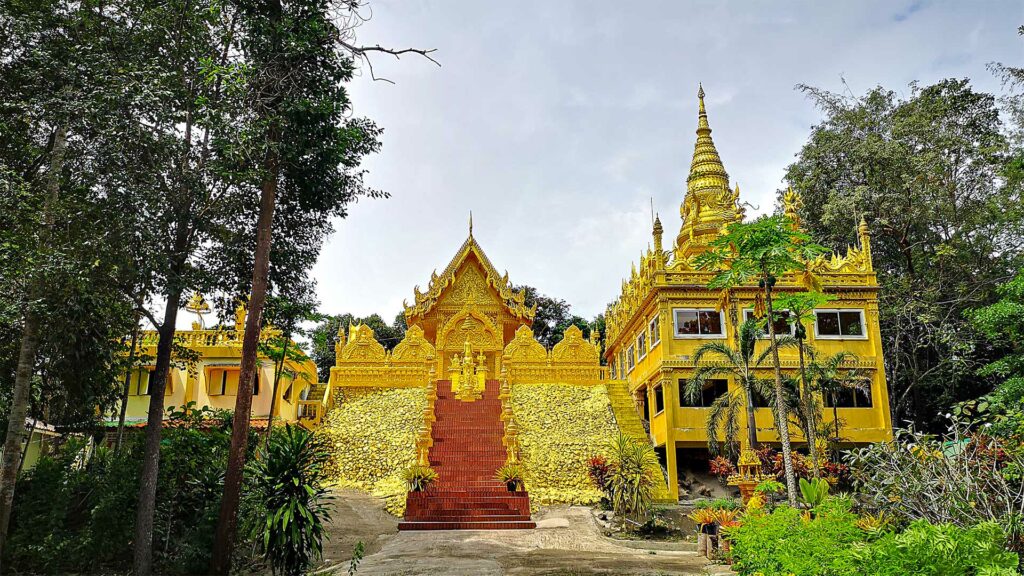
[695,214,827,505]
[773,292,833,478]
[686,319,780,459]
[808,350,868,457]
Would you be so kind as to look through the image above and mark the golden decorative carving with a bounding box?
[390,325,436,363]
[403,235,536,323]
[551,325,599,364]
[502,326,547,363]
[339,324,386,363]
[438,307,502,352]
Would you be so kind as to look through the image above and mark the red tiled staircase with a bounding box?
[399,380,535,530]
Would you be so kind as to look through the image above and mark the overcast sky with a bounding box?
[309,0,1023,323]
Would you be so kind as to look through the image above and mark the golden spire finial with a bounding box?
[698,83,706,116]
[469,210,473,238]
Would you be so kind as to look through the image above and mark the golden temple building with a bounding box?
[603,86,893,500]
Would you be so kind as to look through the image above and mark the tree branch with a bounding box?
[337,40,440,84]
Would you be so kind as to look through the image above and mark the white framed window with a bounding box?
[743,310,796,338]
[673,308,725,338]
[626,345,636,372]
[637,332,648,360]
[814,309,867,339]
[649,315,661,347]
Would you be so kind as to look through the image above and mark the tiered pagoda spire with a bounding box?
[675,84,744,260]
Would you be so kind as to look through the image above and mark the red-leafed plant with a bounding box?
[709,456,736,479]
[587,455,613,492]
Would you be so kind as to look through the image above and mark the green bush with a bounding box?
[728,497,1021,576]
[843,520,1019,575]
[248,425,332,576]
[5,405,260,574]
[728,497,863,576]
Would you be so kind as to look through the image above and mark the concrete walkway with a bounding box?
[319,489,713,576]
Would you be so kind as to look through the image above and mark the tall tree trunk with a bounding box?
[799,340,820,478]
[764,282,798,506]
[743,385,758,449]
[116,317,141,452]
[0,125,66,566]
[262,333,289,448]
[211,123,280,575]
[132,286,182,576]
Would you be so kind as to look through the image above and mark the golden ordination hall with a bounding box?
[106,87,893,525]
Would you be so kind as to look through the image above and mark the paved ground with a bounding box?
[318,489,714,576]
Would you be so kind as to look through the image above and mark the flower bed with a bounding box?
[510,383,620,508]
[316,387,425,515]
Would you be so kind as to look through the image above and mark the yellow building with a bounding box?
[106,300,322,434]
[603,87,893,500]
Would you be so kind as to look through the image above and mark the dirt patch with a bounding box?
[318,490,711,576]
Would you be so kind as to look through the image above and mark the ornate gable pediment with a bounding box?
[502,326,548,363]
[551,325,599,364]
[390,325,436,363]
[338,324,386,363]
[403,234,536,324]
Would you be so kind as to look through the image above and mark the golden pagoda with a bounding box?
[603,86,893,501]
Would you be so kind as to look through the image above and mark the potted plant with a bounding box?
[495,462,525,492]
[687,508,717,558]
[712,509,739,560]
[403,464,438,492]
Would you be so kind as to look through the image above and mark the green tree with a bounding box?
[695,214,827,505]
[784,79,1024,430]
[515,285,591,348]
[685,319,778,458]
[0,0,149,558]
[958,268,1024,436]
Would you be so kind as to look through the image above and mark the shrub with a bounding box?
[586,455,612,493]
[249,425,333,576]
[844,520,1019,575]
[798,477,830,508]
[846,423,1024,552]
[728,498,863,576]
[709,455,736,479]
[609,432,658,522]
[6,405,259,574]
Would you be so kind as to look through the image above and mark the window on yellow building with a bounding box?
[680,378,728,408]
[637,332,647,360]
[130,368,151,396]
[743,310,795,337]
[815,310,866,339]
[673,309,724,337]
[653,383,664,415]
[649,316,661,347]
[626,345,635,372]
[824,387,873,408]
[208,368,240,396]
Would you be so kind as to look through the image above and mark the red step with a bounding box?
[400,380,534,531]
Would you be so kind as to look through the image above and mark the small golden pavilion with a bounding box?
[603,86,893,499]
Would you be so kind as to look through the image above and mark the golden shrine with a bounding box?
[327,224,610,393]
[603,86,893,500]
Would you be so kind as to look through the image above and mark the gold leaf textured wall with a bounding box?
[317,387,425,515]
[511,383,620,507]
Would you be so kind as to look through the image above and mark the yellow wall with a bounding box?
[605,285,893,501]
[110,330,317,426]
